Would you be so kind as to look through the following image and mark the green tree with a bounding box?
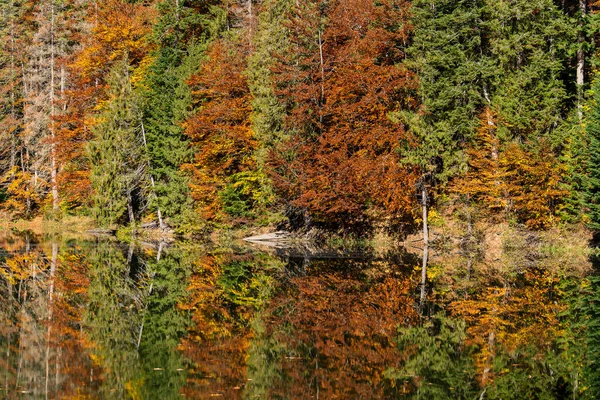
[140,0,210,231]
[387,315,479,399]
[585,75,600,231]
[88,59,148,227]
[403,0,489,179]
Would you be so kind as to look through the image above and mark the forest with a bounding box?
[5,1,600,398]
[1,0,600,238]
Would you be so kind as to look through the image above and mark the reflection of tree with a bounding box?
[84,242,146,399]
[137,244,193,400]
[84,241,195,400]
[0,234,97,399]
[448,268,575,397]
[180,252,282,399]
[261,271,419,399]
[389,314,479,399]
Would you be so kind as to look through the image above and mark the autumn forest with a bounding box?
[3,0,600,399]
[1,0,599,235]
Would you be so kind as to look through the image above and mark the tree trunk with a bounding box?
[577,0,587,120]
[50,0,59,211]
[318,29,325,131]
[420,182,429,305]
[127,191,135,225]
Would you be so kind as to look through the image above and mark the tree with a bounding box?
[585,75,600,231]
[88,59,148,227]
[54,0,156,211]
[269,0,418,229]
[183,38,256,221]
[140,0,209,230]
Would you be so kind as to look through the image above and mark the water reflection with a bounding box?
[0,233,596,399]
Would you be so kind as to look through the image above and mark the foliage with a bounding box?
[88,59,148,227]
[269,0,419,228]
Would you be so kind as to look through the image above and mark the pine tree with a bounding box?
[484,0,576,141]
[88,59,148,227]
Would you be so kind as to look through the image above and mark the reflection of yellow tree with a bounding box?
[0,237,98,399]
[180,252,282,399]
[449,269,565,385]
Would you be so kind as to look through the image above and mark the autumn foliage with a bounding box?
[453,109,566,229]
[184,39,256,221]
[269,0,418,227]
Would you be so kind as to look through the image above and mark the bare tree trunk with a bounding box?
[577,0,587,121]
[420,183,429,306]
[127,191,135,225]
[50,0,59,211]
[318,29,325,131]
[9,0,17,169]
[45,242,57,400]
[247,0,252,47]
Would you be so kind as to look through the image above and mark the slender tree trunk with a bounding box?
[9,0,17,169]
[466,202,473,279]
[247,0,252,47]
[318,29,325,131]
[577,0,587,121]
[45,242,57,400]
[420,182,429,305]
[50,0,59,211]
[127,191,135,225]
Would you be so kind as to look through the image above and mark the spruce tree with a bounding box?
[88,59,148,227]
[141,0,208,230]
[585,76,600,231]
[405,0,489,179]
[484,0,575,141]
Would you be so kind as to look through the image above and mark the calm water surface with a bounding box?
[0,231,598,399]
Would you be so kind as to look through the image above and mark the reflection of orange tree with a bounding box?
[262,273,419,398]
[0,240,97,399]
[50,247,99,399]
[179,254,263,399]
[449,269,565,386]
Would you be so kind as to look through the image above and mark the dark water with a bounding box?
[0,232,597,399]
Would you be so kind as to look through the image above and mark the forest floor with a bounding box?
[1,211,594,276]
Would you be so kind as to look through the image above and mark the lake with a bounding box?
[0,231,597,399]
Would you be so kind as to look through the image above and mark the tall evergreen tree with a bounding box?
[585,75,600,231]
[404,0,488,179]
[484,0,575,141]
[88,59,148,227]
[141,0,208,230]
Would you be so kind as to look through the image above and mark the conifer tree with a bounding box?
[484,0,575,141]
[405,0,488,179]
[585,75,600,231]
[141,0,208,230]
[88,59,148,227]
